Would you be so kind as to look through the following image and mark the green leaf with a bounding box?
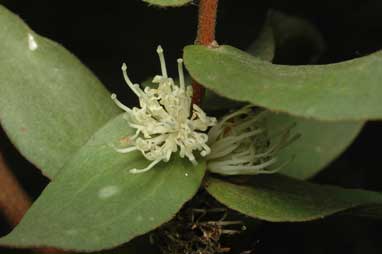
[267,10,326,64]
[0,114,205,251]
[206,175,382,222]
[199,12,275,112]
[202,11,325,111]
[247,15,275,62]
[265,112,364,179]
[143,0,192,7]
[0,5,120,178]
[183,45,382,121]
[246,13,352,179]
[247,10,325,63]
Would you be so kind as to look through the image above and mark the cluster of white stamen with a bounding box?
[206,106,280,175]
[111,46,216,173]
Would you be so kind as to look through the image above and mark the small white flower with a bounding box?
[206,106,285,175]
[111,46,216,173]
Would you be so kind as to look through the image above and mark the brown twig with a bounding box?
[191,0,219,105]
[0,151,63,253]
[0,152,31,226]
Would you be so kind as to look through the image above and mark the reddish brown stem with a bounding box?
[196,0,218,45]
[0,151,64,253]
[191,0,219,105]
[0,152,31,226]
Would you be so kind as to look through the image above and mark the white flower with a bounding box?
[206,105,286,175]
[111,46,216,173]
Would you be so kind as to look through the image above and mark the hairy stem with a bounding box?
[192,0,219,105]
[196,0,219,45]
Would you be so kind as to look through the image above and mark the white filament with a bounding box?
[111,46,216,173]
[206,106,278,175]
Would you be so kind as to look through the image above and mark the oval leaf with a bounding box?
[266,112,364,179]
[0,5,120,178]
[183,45,382,121]
[206,175,382,222]
[0,114,205,251]
[143,0,191,7]
[247,15,275,62]
[268,10,326,64]
[203,11,325,111]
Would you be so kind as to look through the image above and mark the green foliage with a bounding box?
[201,12,361,179]
[0,114,205,251]
[142,0,192,7]
[268,10,326,63]
[248,10,325,63]
[0,5,120,178]
[247,15,275,61]
[0,3,381,253]
[266,113,364,179]
[184,44,382,121]
[206,175,382,222]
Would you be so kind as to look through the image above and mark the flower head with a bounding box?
[206,106,291,175]
[111,46,216,173]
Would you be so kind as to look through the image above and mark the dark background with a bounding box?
[0,0,382,253]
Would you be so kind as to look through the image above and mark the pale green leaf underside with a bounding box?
[245,12,360,179]
[0,5,120,178]
[247,10,325,63]
[206,175,382,222]
[266,112,364,179]
[0,114,205,251]
[247,15,275,62]
[268,10,326,64]
[143,0,192,7]
[184,45,382,121]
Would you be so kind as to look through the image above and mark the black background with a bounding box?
[0,0,382,253]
